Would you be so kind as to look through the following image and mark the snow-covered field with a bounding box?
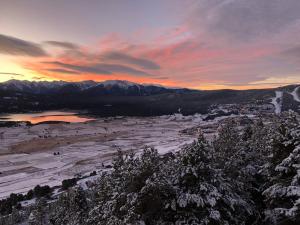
[0,114,226,199]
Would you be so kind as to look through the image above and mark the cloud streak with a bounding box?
[0,34,48,57]
[44,61,152,76]
[0,72,24,76]
[281,46,300,59]
[44,41,79,49]
[44,61,112,75]
[102,51,160,70]
[46,68,81,74]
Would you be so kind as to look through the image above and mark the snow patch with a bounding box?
[290,86,300,103]
[271,91,283,114]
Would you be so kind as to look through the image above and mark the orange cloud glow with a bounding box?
[4,27,299,89]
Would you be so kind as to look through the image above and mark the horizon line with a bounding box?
[0,78,299,91]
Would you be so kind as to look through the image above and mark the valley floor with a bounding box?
[0,114,226,199]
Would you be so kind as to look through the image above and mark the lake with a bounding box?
[0,111,95,124]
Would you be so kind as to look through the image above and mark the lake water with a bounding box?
[0,111,95,124]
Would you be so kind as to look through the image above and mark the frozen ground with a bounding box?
[0,115,197,198]
[0,114,244,199]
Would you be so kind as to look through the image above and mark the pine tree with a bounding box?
[28,198,48,225]
[262,112,300,224]
[49,187,89,225]
[168,134,253,225]
[9,207,22,225]
[68,187,89,225]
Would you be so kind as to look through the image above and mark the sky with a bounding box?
[0,0,300,90]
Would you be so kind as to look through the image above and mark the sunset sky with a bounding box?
[1,0,300,89]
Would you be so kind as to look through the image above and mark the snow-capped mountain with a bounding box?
[1,79,299,116]
[0,79,95,93]
[98,80,139,89]
[0,79,70,94]
[0,79,184,95]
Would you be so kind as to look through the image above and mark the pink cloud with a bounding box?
[17,26,290,89]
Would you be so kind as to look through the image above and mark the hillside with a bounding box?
[0,80,299,115]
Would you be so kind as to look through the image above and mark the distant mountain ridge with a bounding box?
[0,79,299,116]
[0,79,190,95]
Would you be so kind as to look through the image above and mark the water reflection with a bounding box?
[0,111,94,124]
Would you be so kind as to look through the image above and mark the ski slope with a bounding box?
[290,86,300,102]
[271,91,283,114]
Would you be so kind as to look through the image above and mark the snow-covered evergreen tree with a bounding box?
[167,134,253,225]
[49,187,89,225]
[262,112,300,224]
[88,147,163,225]
[28,198,48,225]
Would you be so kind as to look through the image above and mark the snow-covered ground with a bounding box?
[0,113,254,199]
[0,115,204,199]
[271,91,283,114]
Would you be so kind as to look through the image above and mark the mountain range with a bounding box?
[0,79,299,116]
[0,79,190,95]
